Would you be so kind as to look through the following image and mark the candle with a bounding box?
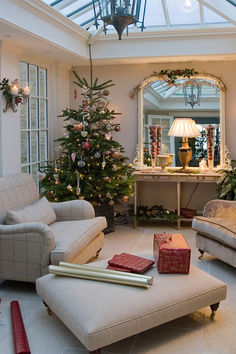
[10,85,19,96]
[23,86,30,96]
[199,158,207,171]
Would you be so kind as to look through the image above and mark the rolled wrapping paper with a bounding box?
[49,265,153,288]
[10,301,31,354]
[59,261,153,284]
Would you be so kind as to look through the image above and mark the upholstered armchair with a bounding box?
[0,173,107,282]
[192,199,236,268]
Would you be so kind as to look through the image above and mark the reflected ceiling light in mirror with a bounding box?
[182,80,201,109]
[177,0,198,12]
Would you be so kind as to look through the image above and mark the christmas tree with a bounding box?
[40,58,134,206]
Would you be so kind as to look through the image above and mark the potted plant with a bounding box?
[216,168,236,200]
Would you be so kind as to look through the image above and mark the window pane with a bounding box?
[30,98,38,129]
[30,132,38,162]
[21,165,29,174]
[166,0,200,25]
[20,62,28,84]
[39,68,47,97]
[21,131,28,164]
[40,99,48,129]
[31,164,39,185]
[20,103,28,129]
[39,131,48,161]
[29,65,38,96]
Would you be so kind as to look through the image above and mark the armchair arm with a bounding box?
[51,200,95,221]
[0,222,55,281]
[203,199,236,219]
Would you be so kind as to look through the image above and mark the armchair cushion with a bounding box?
[5,197,57,226]
[192,216,236,249]
[50,216,107,264]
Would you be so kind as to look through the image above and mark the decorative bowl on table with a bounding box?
[157,154,170,172]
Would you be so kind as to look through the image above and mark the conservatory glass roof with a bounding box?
[41,0,234,37]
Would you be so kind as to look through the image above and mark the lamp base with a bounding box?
[178,149,192,170]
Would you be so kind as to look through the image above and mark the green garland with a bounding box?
[136,205,178,220]
[156,68,199,84]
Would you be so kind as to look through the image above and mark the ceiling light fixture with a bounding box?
[95,0,144,40]
[182,79,201,109]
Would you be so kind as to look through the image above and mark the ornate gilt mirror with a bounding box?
[133,71,227,170]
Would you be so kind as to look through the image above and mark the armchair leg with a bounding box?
[89,349,101,353]
[198,249,204,259]
[43,301,53,316]
[210,302,220,320]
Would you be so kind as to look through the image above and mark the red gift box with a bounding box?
[153,233,191,274]
[108,253,155,273]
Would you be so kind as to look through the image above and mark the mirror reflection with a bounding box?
[143,78,220,168]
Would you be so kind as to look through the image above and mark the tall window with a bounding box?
[20,62,48,186]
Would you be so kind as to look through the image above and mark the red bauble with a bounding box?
[122,196,129,203]
[74,122,83,131]
[113,151,121,158]
[103,177,111,182]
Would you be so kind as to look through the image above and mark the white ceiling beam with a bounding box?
[197,0,236,25]
[161,0,170,27]
[199,3,204,25]
[88,25,104,44]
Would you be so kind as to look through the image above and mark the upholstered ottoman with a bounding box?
[36,257,227,353]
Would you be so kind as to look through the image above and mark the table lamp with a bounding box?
[168,118,200,170]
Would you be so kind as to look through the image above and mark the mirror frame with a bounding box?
[136,73,226,169]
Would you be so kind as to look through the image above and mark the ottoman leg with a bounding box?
[210,302,220,320]
[95,248,102,259]
[198,249,204,259]
[43,301,53,316]
[89,349,101,353]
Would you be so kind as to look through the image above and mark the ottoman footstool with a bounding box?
[36,256,227,353]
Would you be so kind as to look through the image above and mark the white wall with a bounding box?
[0,42,71,177]
[70,60,236,210]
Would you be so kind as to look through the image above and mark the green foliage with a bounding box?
[40,72,134,205]
[157,68,199,84]
[216,169,236,200]
[136,205,178,220]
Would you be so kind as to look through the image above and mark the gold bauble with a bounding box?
[112,151,121,158]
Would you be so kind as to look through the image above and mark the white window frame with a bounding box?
[20,62,49,187]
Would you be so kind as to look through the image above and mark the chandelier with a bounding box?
[182,80,201,109]
[95,0,144,40]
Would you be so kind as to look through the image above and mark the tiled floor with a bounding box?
[0,224,235,354]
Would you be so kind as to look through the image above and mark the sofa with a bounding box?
[192,199,236,268]
[0,173,107,282]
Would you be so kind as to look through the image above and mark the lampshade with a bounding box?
[168,118,200,138]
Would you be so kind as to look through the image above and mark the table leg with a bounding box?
[177,181,181,230]
[134,180,137,228]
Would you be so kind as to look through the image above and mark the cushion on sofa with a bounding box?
[192,216,236,249]
[50,216,107,264]
[5,196,57,226]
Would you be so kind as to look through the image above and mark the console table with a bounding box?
[134,170,221,229]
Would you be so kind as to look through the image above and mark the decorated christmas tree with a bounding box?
[40,56,134,206]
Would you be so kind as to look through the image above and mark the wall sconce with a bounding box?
[0,78,30,113]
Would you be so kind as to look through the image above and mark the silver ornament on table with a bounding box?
[94,151,101,159]
[81,130,88,137]
[78,157,85,168]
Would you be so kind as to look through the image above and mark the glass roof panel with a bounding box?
[165,0,201,25]
[40,0,232,35]
[204,6,228,24]
[142,0,166,27]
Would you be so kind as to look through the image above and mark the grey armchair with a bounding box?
[0,173,107,282]
[192,199,236,268]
